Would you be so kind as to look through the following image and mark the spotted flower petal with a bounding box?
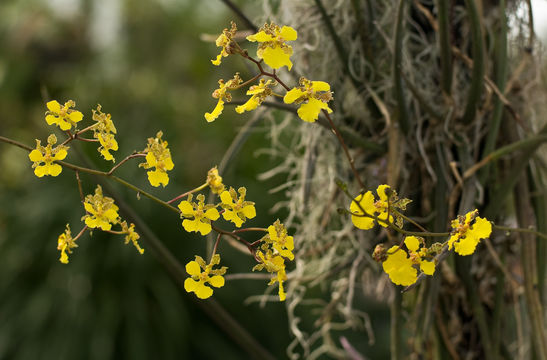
[184,255,227,299]
[179,194,219,236]
[448,210,492,256]
[246,23,297,71]
[44,100,83,131]
[283,77,333,123]
[28,135,68,178]
[139,131,174,187]
[82,185,120,231]
[220,187,256,228]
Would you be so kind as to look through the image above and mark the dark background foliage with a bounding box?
[0,1,295,358]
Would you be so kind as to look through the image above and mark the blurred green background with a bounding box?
[0,0,294,358]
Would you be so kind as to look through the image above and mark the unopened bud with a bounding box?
[372,244,388,262]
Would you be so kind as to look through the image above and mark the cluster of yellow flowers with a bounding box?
[82,185,120,231]
[23,20,506,307]
[11,16,527,315]
[29,95,294,301]
[29,100,79,178]
[53,185,143,265]
[179,168,293,301]
[235,79,275,114]
[58,185,144,264]
[246,23,297,70]
[205,22,333,124]
[351,185,493,286]
[30,100,175,188]
[29,100,181,264]
[190,22,313,300]
[253,220,295,301]
[220,187,257,227]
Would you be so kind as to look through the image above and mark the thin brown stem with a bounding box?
[3,136,173,213]
[243,54,264,68]
[236,73,262,90]
[493,224,547,240]
[76,137,98,142]
[109,175,179,213]
[322,111,365,189]
[211,233,222,261]
[268,72,290,91]
[242,48,371,192]
[242,52,291,91]
[60,124,98,146]
[166,183,208,204]
[249,239,262,247]
[107,152,146,175]
[105,229,125,235]
[0,136,33,151]
[212,225,255,254]
[348,210,449,237]
[73,225,89,241]
[76,124,99,136]
[232,227,268,234]
[392,209,430,233]
[75,171,84,203]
